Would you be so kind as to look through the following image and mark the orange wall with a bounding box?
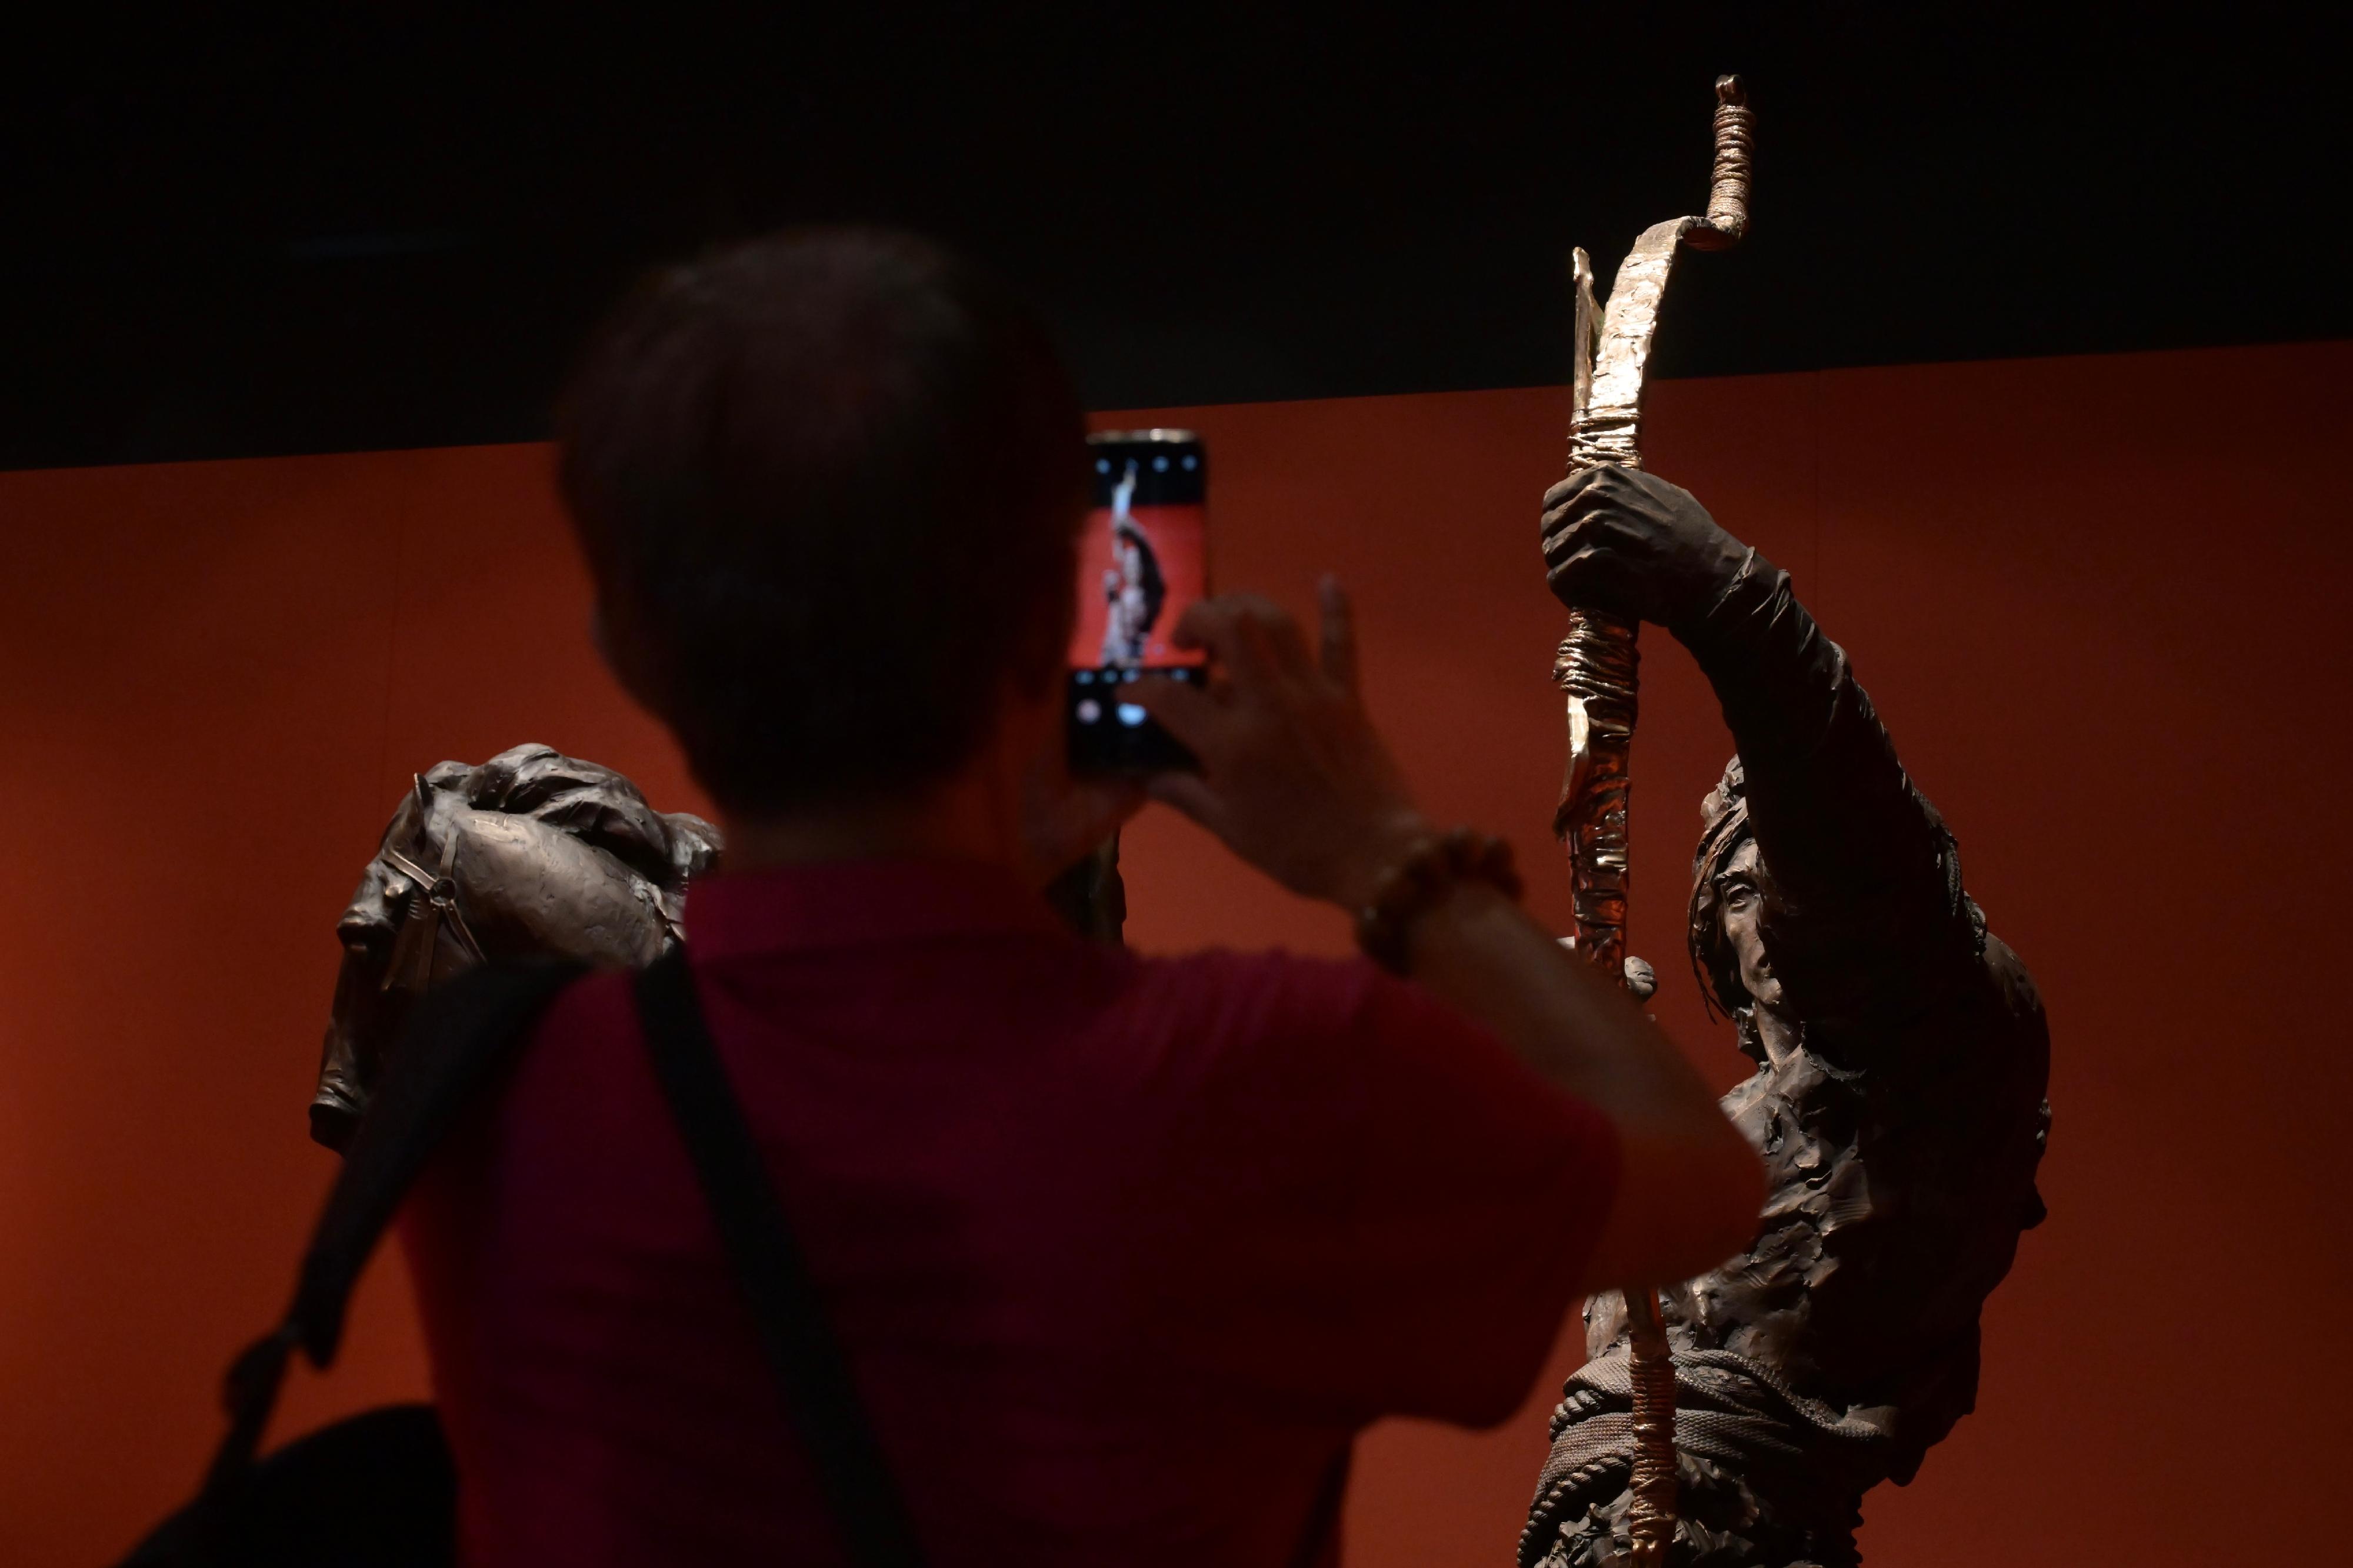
[5,343,2347,1564]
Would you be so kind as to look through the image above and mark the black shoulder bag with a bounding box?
[121,952,924,1568]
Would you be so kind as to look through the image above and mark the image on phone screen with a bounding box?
[1068,429,1207,773]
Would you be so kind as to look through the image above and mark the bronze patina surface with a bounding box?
[1524,587,2051,1568]
[309,743,721,1150]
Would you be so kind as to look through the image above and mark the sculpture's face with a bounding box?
[1715,838,1784,1012]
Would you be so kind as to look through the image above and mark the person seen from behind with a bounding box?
[401,227,1764,1566]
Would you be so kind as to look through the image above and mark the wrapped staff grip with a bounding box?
[1688,75,1754,251]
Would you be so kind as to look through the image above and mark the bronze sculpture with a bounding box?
[1525,78,2050,1568]
[309,743,721,1150]
[1522,506,2051,1565]
[311,744,1125,1149]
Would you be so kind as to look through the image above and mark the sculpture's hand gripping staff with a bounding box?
[1553,75,1753,1567]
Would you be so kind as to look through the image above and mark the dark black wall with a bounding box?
[5,4,2342,469]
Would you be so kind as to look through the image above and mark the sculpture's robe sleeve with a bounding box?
[1677,552,1985,1040]
[1671,551,2050,1473]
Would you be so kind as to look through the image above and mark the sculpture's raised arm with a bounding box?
[1542,465,1981,1043]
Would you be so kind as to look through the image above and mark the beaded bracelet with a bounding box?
[1354,828,1525,975]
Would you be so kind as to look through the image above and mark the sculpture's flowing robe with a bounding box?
[1526,558,2051,1568]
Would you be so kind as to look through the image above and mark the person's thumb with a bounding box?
[1024,770,1143,883]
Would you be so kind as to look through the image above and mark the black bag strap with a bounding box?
[207,958,591,1492]
[633,950,926,1568]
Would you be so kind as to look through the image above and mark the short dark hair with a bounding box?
[557,228,1086,816]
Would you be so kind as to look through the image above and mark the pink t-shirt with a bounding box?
[404,859,1619,1566]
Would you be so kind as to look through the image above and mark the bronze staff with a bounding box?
[1551,74,1753,1567]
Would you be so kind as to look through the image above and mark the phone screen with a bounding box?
[1068,429,1207,773]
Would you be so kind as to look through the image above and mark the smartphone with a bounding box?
[1068,429,1208,773]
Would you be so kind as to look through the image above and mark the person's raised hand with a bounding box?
[1540,464,1752,630]
[1132,579,1430,910]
